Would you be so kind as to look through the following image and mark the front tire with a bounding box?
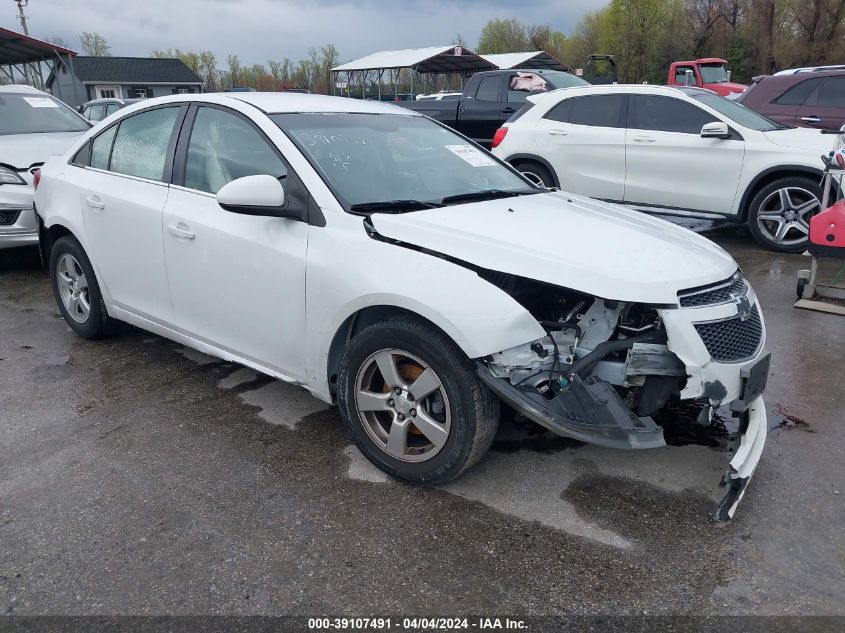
[747,176,822,253]
[338,316,499,484]
[49,235,114,339]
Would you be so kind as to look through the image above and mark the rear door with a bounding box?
[459,75,506,146]
[535,93,627,200]
[799,76,845,130]
[624,93,744,214]
[765,77,823,126]
[73,105,186,323]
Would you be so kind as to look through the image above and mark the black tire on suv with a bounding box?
[747,176,822,253]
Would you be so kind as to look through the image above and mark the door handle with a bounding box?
[167,224,196,240]
[632,136,656,143]
[85,196,105,210]
[801,115,821,123]
[548,128,568,136]
[501,107,516,114]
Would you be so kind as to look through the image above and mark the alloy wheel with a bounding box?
[354,348,451,463]
[755,187,820,248]
[56,253,91,323]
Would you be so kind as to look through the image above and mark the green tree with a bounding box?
[477,18,529,53]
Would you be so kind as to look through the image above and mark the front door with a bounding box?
[162,105,308,378]
[75,105,184,323]
[535,93,627,200]
[624,93,745,214]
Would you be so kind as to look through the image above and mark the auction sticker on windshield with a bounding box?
[445,144,496,167]
[23,97,59,108]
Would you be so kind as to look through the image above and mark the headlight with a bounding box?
[0,166,26,185]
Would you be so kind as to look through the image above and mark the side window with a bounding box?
[71,141,92,167]
[474,76,501,102]
[773,78,823,106]
[88,105,106,121]
[90,125,117,170]
[184,107,286,195]
[82,107,91,119]
[630,94,717,134]
[569,95,626,128]
[817,77,845,108]
[105,103,120,116]
[544,98,572,123]
[110,107,181,182]
[674,66,695,85]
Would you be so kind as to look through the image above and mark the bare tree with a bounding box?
[79,32,111,56]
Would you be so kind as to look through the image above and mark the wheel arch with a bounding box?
[504,153,561,189]
[739,165,824,220]
[325,305,452,399]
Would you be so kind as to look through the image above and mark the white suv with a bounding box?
[491,85,833,252]
[0,85,90,251]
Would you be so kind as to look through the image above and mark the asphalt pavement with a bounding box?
[1,229,843,616]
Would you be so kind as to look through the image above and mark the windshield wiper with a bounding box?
[350,199,442,214]
[440,189,542,205]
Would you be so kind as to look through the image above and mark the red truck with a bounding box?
[667,58,747,98]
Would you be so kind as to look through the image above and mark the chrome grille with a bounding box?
[694,305,763,363]
[679,273,746,308]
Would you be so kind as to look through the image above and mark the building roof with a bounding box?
[332,45,495,74]
[480,51,571,72]
[64,57,203,84]
[0,27,76,65]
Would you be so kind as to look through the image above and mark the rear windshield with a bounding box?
[0,93,90,135]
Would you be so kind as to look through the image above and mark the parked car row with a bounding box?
[0,85,90,251]
[32,92,769,520]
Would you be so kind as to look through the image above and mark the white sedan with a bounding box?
[491,84,833,252]
[35,93,768,519]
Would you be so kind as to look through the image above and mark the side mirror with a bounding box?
[727,70,732,83]
[685,69,695,86]
[701,121,731,139]
[217,174,288,217]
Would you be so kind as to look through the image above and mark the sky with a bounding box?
[4,0,606,66]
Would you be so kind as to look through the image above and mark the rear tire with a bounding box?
[49,235,114,339]
[747,176,822,253]
[338,316,499,484]
[512,160,555,189]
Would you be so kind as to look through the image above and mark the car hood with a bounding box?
[762,127,832,153]
[0,131,86,170]
[370,192,737,305]
[708,81,747,94]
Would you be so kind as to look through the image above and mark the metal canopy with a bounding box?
[480,51,572,72]
[332,45,494,74]
[0,27,76,65]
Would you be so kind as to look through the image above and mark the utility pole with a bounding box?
[13,0,30,35]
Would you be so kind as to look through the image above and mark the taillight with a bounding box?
[491,127,508,149]
[32,168,41,190]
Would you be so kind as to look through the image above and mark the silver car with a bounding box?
[0,86,90,250]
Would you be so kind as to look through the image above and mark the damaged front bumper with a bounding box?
[477,283,770,520]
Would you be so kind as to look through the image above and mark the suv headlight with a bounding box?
[0,166,26,185]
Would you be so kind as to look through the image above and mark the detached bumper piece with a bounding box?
[477,364,665,450]
[716,396,767,521]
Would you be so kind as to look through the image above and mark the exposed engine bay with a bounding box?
[476,273,698,450]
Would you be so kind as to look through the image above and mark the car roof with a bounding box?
[0,84,47,95]
[528,83,704,103]
[111,92,422,116]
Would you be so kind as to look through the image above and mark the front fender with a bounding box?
[303,219,545,400]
